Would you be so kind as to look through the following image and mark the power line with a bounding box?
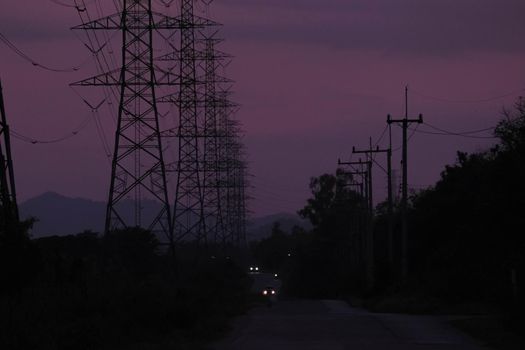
[153,0,176,8]
[0,31,90,73]
[49,0,96,8]
[410,126,497,140]
[73,0,121,111]
[423,121,496,138]
[11,113,92,144]
[392,124,419,152]
[373,124,389,148]
[412,87,525,104]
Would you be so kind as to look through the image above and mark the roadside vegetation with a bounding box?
[0,228,251,350]
[251,98,525,348]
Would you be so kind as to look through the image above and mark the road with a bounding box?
[211,274,489,350]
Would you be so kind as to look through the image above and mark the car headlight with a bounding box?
[263,290,268,295]
[271,290,276,295]
[250,267,253,271]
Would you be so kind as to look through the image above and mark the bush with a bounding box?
[0,229,251,349]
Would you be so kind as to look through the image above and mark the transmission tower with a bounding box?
[155,0,248,248]
[167,0,209,244]
[202,36,229,246]
[0,80,19,232]
[72,0,177,242]
[223,119,248,247]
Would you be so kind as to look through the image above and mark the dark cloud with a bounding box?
[1,19,72,42]
[0,3,76,42]
[4,0,524,54]
[217,0,525,55]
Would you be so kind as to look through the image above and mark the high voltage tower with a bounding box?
[170,0,217,244]
[202,37,231,245]
[222,118,248,246]
[0,80,19,233]
[71,0,248,249]
[72,0,175,242]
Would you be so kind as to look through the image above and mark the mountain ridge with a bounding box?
[19,192,311,239]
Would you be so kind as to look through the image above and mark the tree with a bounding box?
[0,218,38,295]
[278,172,369,297]
[299,172,364,240]
[251,222,293,272]
[495,97,525,153]
[402,97,525,303]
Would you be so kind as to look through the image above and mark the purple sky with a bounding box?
[1,0,525,217]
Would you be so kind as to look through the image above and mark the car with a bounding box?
[249,266,260,273]
[262,286,276,296]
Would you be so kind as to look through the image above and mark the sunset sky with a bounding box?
[1,0,525,217]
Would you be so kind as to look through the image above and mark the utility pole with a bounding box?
[387,86,423,284]
[338,158,374,289]
[339,160,372,209]
[338,170,365,270]
[338,159,372,212]
[0,79,19,232]
[341,173,365,198]
[353,137,394,269]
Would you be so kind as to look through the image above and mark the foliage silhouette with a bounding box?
[0,228,251,350]
[252,98,525,326]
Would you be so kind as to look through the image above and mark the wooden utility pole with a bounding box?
[338,169,366,269]
[338,158,374,289]
[353,138,394,269]
[387,86,423,285]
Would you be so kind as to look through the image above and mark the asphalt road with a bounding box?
[211,274,489,350]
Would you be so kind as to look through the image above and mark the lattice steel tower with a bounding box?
[171,0,217,243]
[72,0,174,241]
[0,80,19,232]
[202,37,225,245]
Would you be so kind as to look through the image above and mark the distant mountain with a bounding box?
[247,212,311,242]
[19,192,161,238]
[19,192,311,240]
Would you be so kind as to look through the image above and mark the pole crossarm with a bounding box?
[387,114,423,125]
[71,67,184,87]
[353,136,395,271]
[338,159,372,168]
[72,12,220,31]
[338,156,374,289]
[387,86,424,284]
[156,48,232,62]
[353,146,390,155]
[157,91,239,106]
